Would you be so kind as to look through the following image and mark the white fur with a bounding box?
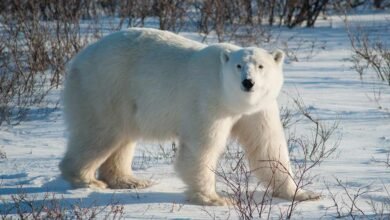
[60,28,320,205]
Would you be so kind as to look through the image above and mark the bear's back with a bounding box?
[122,28,205,51]
[69,28,205,77]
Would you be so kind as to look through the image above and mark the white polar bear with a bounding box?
[60,28,320,205]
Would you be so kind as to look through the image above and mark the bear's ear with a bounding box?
[273,49,285,66]
[220,51,230,63]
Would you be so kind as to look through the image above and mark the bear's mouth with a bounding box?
[240,85,254,93]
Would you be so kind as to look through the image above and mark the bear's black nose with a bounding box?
[242,79,255,91]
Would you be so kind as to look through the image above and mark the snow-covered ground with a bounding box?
[1,12,389,219]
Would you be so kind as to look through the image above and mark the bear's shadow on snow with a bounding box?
[0,191,187,215]
[0,176,72,195]
[0,190,287,215]
[0,176,188,214]
[0,176,286,214]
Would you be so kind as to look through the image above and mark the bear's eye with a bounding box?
[258,65,264,69]
[236,64,241,69]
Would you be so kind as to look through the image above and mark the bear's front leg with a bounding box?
[175,118,234,206]
[232,101,321,201]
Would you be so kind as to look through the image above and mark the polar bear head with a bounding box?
[220,47,285,114]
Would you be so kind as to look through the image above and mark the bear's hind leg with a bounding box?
[60,133,121,189]
[98,141,152,189]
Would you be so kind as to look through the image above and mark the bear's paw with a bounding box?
[188,192,233,206]
[103,176,153,189]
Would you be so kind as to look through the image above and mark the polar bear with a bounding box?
[60,28,320,205]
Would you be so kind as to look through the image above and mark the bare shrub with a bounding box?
[118,0,154,28]
[324,127,390,219]
[254,0,330,28]
[197,0,228,42]
[226,25,273,48]
[280,36,327,62]
[347,25,390,85]
[132,142,177,170]
[0,0,110,125]
[198,0,335,41]
[0,187,124,219]
[0,0,354,125]
[290,95,340,162]
[216,94,340,219]
[280,104,296,129]
[0,148,6,160]
[154,0,188,32]
[283,95,340,218]
[372,150,390,169]
[217,144,275,219]
[373,0,390,8]
[325,178,390,219]
[331,0,360,11]
[197,0,331,37]
[345,18,390,112]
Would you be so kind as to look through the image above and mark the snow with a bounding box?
[1,12,390,219]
